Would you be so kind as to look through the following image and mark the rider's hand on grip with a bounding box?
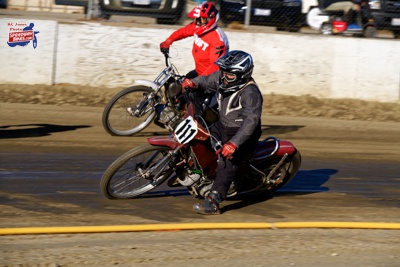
[217,141,237,160]
[181,78,196,93]
[160,39,172,55]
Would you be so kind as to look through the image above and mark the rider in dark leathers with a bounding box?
[183,50,263,215]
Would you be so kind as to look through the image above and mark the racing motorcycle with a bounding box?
[100,102,302,202]
[102,53,187,136]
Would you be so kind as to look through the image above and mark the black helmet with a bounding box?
[215,50,254,93]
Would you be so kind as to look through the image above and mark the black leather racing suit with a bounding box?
[191,71,263,198]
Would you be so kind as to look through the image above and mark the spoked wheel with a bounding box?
[102,85,160,136]
[100,144,175,199]
[259,150,302,194]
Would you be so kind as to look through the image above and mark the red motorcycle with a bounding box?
[100,102,302,201]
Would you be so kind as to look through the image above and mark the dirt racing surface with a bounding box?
[0,84,399,267]
[1,84,399,123]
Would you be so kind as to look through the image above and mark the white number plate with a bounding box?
[391,18,400,26]
[254,9,271,16]
[174,116,198,144]
[133,0,151,5]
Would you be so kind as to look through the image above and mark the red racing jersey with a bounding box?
[166,22,229,76]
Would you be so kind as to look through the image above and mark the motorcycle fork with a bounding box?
[135,66,175,116]
[139,147,179,181]
[132,89,164,118]
[153,66,176,106]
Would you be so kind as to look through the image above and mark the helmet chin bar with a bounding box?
[219,77,247,93]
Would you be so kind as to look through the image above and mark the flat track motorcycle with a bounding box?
[102,53,186,136]
[100,102,302,202]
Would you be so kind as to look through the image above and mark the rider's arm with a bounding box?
[202,62,220,76]
[191,71,220,94]
[164,23,196,44]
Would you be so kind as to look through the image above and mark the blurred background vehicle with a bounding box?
[0,0,7,9]
[55,0,91,13]
[100,0,186,24]
[304,0,400,38]
[3,0,398,38]
[303,0,330,30]
[319,7,376,37]
[54,0,187,25]
[369,0,400,38]
[219,0,304,32]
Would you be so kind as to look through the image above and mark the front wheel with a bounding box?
[102,85,159,136]
[100,144,175,199]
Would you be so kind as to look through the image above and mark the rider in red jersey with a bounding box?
[160,2,229,78]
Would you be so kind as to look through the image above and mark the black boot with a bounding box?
[193,191,223,215]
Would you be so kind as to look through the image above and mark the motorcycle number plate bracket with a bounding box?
[174,116,198,144]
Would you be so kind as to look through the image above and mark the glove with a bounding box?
[181,78,196,93]
[160,39,172,54]
[216,141,237,160]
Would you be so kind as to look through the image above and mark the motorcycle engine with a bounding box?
[167,81,181,97]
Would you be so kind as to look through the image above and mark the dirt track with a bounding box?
[0,85,399,267]
[1,84,399,123]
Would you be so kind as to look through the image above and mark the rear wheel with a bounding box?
[320,22,333,35]
[258,150,302,195]
[364,26,376,38]
[102,85,159,136]
[100,144,174,199]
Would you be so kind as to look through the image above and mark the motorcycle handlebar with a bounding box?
[163,52,169,67]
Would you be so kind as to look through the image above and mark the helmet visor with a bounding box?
[195,17,208,26]
[221,70,237,83]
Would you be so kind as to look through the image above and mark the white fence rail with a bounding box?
[0,17,399,102]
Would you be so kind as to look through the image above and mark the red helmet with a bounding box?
[187,2,219,36]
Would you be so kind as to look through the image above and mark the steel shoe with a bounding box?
[193,191,223,215]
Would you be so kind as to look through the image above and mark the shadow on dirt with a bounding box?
[114,168,334,215]
[0,124,90,139]
[138,169,336,210]
[221,169,336,213]
[261,124,304,135]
